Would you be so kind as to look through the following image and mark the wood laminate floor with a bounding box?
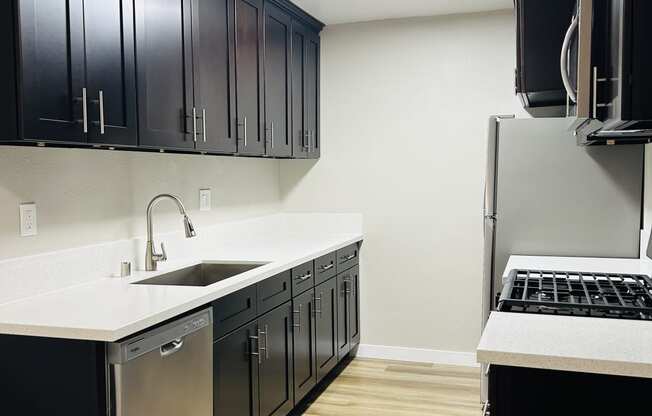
[302,358,482,416]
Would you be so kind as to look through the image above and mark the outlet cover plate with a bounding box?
[19,203,37,237]
[199,189,211,212]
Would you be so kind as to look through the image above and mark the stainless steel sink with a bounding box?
[133,262,267,287]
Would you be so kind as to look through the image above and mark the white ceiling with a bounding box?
[293,0,514,25]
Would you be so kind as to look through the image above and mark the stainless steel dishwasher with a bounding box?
[107,308,213,416]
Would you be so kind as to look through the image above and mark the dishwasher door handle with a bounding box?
[160,338,184,358]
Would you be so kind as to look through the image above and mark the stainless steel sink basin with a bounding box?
[133,262,267,287]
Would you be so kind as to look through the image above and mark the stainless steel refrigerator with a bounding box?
[480,116,644,400]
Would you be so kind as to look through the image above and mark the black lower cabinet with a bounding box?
[489,365,652,416]
[214,303,294,416]
[214,322,260,416]
[258,302,295,416]
[292,289,317,403]
[349,266,361,347]
[0,336,106,416]
[315,277,338,381]
[336,265,361,361]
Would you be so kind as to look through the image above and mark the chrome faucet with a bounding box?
[145,194,197,271]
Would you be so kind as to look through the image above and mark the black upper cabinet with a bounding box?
[192,0,238,153]
[291,21,308,158]
[84,0,138,146]
[135,0,195,150]
[235,0,266,156]
[18,0,86,143]
[0,1,17,141]
[515,0,576,109]
[2,0,322,156]
[264,3,292,157]
[16,0,138,146]
[305,29,320,159]
[291,20,320,159]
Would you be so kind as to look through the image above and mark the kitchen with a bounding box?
[0,0,650,415]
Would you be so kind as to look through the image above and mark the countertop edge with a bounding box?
[477,349,652,379]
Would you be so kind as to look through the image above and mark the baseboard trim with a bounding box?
[357,344,479,367]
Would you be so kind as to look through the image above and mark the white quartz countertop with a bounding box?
[479,254,652,378]
[0,214,362,342]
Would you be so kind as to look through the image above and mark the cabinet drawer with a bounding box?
[314,252,337,285]
[257,270,292,315]
[212,285,257,340]
[292,260,315,297]
[337,243,359,272]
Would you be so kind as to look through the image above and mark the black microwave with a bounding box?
[563,0,652,145]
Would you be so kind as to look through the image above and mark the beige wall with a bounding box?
[281,11,526,353]
[0,147,281,260]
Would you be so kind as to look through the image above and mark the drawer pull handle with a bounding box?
[295,272,312,282]
[340,253,356,261]
[319,263,334,272]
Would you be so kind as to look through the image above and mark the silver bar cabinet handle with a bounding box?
[271,121,275,149]
[304,131,310,150]
[592,66,597,119]
[259,326,268,360]
[81,88,88,133]
[192,107,198,143]
[264,325,269,359]
[320,263,334,272]
[98,90,105,135]
[244,116,248,147]
[249,329,261,364]
[343,277,352,295]
[202,108,207,143]
[314,293,322,316]
[293,304,302,332]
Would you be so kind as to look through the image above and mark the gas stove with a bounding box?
[498,269,652,320]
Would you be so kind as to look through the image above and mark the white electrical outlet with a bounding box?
[19,203,37,237]
[199,189,211,212]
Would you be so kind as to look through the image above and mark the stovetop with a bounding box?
[498,269,652,320]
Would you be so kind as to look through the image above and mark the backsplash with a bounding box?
[0,213,362,305]
[0,146,282,260]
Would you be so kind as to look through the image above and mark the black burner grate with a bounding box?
[498,269,652,320]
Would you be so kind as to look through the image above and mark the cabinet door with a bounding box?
[192,0,237,153]
[258,302,294,416]
[19,0,86,142]
[291,21,308,158]
[263,3,292,157]
[135,0,195,150]
[305,29,320,158]
[235,0,265,156]
[214,322,260,416]
[336,274,351,360]
[292,289,317,403]
[84,0,138,146]
[349,266,361,346]
[315,278,338,381]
